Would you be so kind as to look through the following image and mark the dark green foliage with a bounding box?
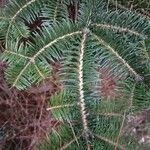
[0,0,150,149]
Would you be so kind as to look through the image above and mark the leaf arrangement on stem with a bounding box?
[0,0,150,149]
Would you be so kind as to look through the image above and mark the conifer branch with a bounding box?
[92,32,140,79]
[115,112,126,150]
[78,29,89,134]
[4,50,31,60]
[0,17,10,20]
[34,63,46,79]
[47,103,79,111]
[67,119,80,147]
[78,29,91,150]
[6,0,36,48]
[93,132,125,150]
[11,0,36,21]
[53,0,59,23]
[60,134,82,150]
[12,61,31,87]
[32,31,82,60]
[92,112,123,117]
[12,31,82,87]
[1,0,150,149]
[91,23,145,38]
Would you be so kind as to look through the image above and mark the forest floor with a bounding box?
[0,61,61,150]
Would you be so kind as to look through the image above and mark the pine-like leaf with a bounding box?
[0,0,150,149]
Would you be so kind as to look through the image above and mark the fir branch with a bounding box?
[32,31,82,60]
[11,0,36,21]
[78,29,89,135]
[11,30,82,87]
[5,0,36,48]
[47,103,79,111]
[1,1,150,149]
[115,112,126,150]
[33,62,46,79]
[92,112,123,117]
[0,16,10,20]
[93,132,125,150]
[12,61,31,87]
[4,50,31,60]
[11,0,36,22]
[60,134,82,150]
[53,0,59,23]
[67,119,80,147]
[91,32,140,79]
[91,23,145,38]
